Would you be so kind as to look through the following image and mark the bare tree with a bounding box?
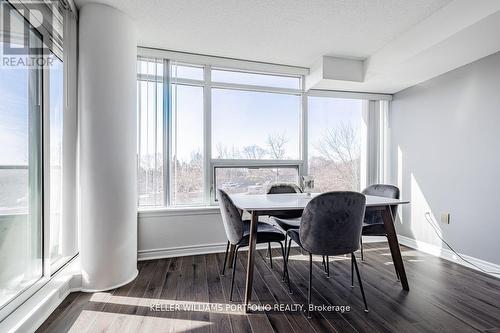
[216,143,229,159]
[266,132,288,160]
[314,122,360,190]
[216,143,240,159]
[242,145,266,159]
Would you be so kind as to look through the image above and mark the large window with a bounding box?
[308,97,367,192]
[1,1,76,318]
[0,5,43,309]
[137,60,304,207]
[136,54,386,209]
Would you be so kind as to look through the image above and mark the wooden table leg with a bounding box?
[382,206,410,291]
[244,211,259,312]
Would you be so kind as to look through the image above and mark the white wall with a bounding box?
[389,50,500,266]
[138,208,227,260]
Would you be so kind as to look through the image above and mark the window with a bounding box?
[1,0,76,319]
[137,58,164,207]
[212,69,300,89]
[214,166,299,197]
[0,6,43,309]
[210,69,302,202]
[171,84,204,205]
[172,63,203,81]
[212,89,301,160]
[136,54,384,209]
[308,97,367,192]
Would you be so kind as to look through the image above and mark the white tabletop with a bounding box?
[229,192,409,211]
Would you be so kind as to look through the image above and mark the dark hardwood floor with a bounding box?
[37,242,500,333]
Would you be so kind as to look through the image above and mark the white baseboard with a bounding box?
[138,236,388,261]
[0,257,82,333]
[138,243,228,261]
[138,242,289,261]
[398,235,500,279]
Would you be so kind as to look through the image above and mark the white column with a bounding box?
[78,4,138,291]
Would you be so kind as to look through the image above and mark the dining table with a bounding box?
[228,192,410,313]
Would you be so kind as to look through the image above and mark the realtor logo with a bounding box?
[1,1,55,67]
[2,0,53,55]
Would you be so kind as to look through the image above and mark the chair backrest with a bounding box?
[362,184,399,199]
[299,191,366,255]
[362,184,400,217]
[266,182,302,194]
[217,189,244,245]
[266,183,303,219]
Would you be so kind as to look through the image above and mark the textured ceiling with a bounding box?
[74,0,452,67]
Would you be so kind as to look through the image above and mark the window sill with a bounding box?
[138,205,221,218]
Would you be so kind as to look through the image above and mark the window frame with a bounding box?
[1,3,79,321]
[211,160,303,204]
[136,48,392,210]
[209,68,304,204]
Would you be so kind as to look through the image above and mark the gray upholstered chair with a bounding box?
[266,183,303,265]
[360,184,400,259]
[217,189,287,301]
[284,191,368,317]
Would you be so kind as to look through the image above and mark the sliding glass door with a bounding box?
[0,4,43,309]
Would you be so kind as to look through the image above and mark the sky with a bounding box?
[138,62,365,163]
[0,52,29,165]
[0,47,64,166]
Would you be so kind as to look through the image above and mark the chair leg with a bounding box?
[229,246,239,302]
[283,234,288,258]
[266,242,271,258]
[326,256,330,278]
[351,253,369,312]
[351,254,354,287]
[221,241,230,276]
[268,242,273,269]
[278,242,288,282]
[307,253,313,319]
[284,238,293,293]
[286,238,292,262]
[360,237,364,261]
[322,255,327,273]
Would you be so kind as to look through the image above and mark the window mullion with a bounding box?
[163,59,171,206]
[301,87,308,178]
[203,65,212,204]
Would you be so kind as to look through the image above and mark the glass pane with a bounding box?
[308,97,366,192]
[49,54,64,264]
[215,167,299,197]
[171,84,204,205]
[0,4,43,308]
[212,88,300,159]
[137,59,164,207]
[172,63,203,81]
[137,58,163,77]
[212,69,300,89]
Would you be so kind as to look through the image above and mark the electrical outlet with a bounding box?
[441,213,450,224]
